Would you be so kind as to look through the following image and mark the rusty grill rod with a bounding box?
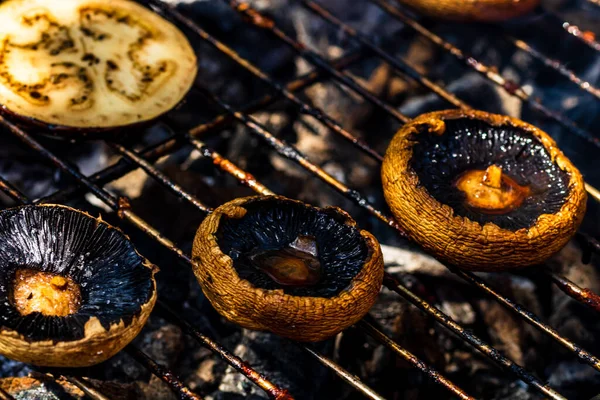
[191,81,600,380]
[0,176,30,205]
[125,345,203,400]
[559,20,600,52]
[145,0,384,162]
[192,82,401,232]
[358,319,474,400]
[108,142,212,214]
[62,376,110,400]
[302,346,386,400]
[369,0,600,148]
[1,124,395,400]
[451,267,600,371]
[155,302,294,400]
[546,272,600,314]
[507,36,600,100]
[297,0,470,110]
[224,0,406,123]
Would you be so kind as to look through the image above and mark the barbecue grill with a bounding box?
[0,0,599,399]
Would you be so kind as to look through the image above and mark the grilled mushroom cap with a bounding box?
[397,0,540,22]
[192,196,384,342]
[0,204,157,367]
[381,109,587,271]
[0,0,196,132]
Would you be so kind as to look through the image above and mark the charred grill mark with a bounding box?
[0,11,95,109]
[18,13,76,56]
[79,6,176,103]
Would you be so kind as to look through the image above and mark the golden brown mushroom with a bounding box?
[0,0,197,134]
[192,196,384,342]
[0,205,157,367]
[397,0,540,22]
[381,109,587,271]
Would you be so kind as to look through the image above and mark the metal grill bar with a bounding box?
[381,274,563,397]
[548,272,600,314]
[586,183,600,203]
[508,36,600,100]
[62,376,110,400]
[357,319,473,400]
[560,21,600,52]
[192,82,402,231]
[369,0,600,148]
[224,0,409,123]
[297,0,469,110]
[451,268,600,370]
[146,0,389,162]
[125,345,203,400]
[0,176,30,205]
[302,347,386,400]
[155,302,293,400]
[109,142,211,213]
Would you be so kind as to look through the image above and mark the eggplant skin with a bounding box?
[0,0,197,131]
[381,110,587,271]
[397,0,540,22]
[192,196,384,342]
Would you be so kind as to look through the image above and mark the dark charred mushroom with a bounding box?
[192,196,384,342]
[397,0,540,22]
[0,0,197,133]
[381,109,587,271]
[0,204,157,367]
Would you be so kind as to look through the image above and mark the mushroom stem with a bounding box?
[50,276,68,290]
[483,165,503,189]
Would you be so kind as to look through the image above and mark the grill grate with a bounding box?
[0,0,598,399]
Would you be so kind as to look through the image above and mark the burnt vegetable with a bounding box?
[397,0,540,22]
[381,109,586,271]
[0,205,157,367]
[192,196,384,342]
[0,0,197,132]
